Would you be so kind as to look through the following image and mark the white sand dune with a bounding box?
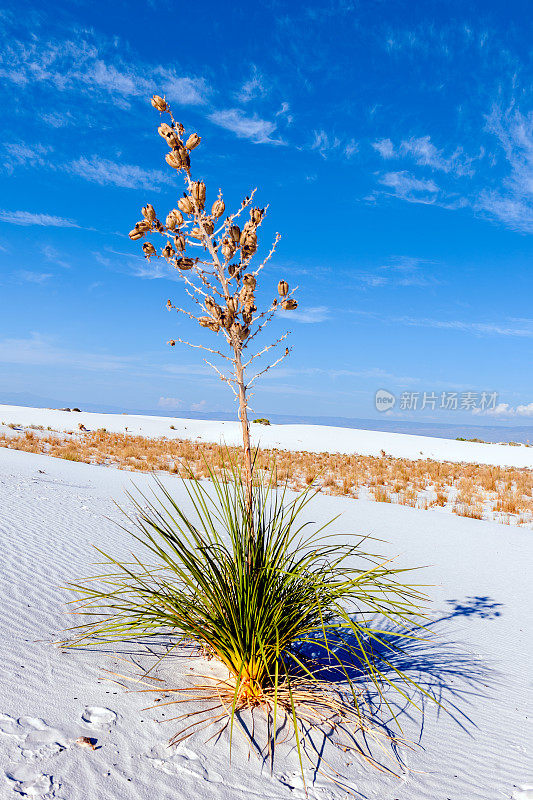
[1,403,533,468]
[0,445,531,799]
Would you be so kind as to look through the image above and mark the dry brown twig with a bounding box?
[128,94,299,532]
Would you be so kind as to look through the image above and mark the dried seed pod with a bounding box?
[165,151,182,170]
[228,263,240,279]
[239,286,253,305]
[142,242,156,258]
[227,224,239,243]
[221,238,236,259]
[166,209,183,230]
[222,312,234,330]
[177,196,195,215]
[135,219,151,232]
[281,298,298,310]
[278,280,289,297]
[177,257,194,270]
[162,243,176,259]
[205,297,222,320]
[165,213,177,231]
[165,145,190,171]
[240,228,257,255]
[166,299,173,310]
[142,204,156,221]
[226,297,238,314]
[151,95,168,112]
[243,273,256,290]
[202,218,214,236]
[174,234,186,252]
[190,227,203,239]
[199,316,220,332]
[242,240,257,258]
[168,339,176,346]
[158,123,181,148]
[232,322,250,342]
[211,199,225,218]
[250,207,264,225]
[191,181,206,210]
[185,133,201,151]
[129,228,144,240]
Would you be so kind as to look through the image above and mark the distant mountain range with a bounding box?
[1,390,532,444]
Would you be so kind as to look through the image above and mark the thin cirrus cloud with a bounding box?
[0,30,210,108]
[395,315,533,338]
[378,171,440,203]
[66,156,173,191]
[284,306,330,324]
[0,25,283,148]
[16,271,54,284]
[477,106,533,233]
[0,210,79,227]
[208,108,283,145]
[371,106,532,232]
[373,135,476,176]
[310,130,358,160]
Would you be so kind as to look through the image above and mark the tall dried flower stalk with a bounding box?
[128,94,298,531]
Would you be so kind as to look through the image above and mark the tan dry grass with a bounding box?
[1,427,532,527]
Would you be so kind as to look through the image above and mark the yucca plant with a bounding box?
[66,92,434,787]
[68,461,430,781]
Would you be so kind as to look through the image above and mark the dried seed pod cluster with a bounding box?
[129,93,298,401]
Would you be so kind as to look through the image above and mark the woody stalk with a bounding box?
[128,94,298,540]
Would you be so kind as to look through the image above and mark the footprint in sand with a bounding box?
[147,744,223,784]
[81,707,117,728]
[513,787,533,800]
[1,716,68,797]
[5,764,55,797]
[0,716,68,760]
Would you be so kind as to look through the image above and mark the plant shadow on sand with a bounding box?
[285,599,501,782]
[71,597,501,797]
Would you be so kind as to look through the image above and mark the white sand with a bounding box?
[1,403,533,468]
[0,445,531,799]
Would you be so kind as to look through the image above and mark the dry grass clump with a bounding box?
[1,426,532,528]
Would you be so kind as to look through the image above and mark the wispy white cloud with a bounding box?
[478,106,533,233]
[0,33,209,108]
[395,315,533,337]
[235,65,267,103]
[400,136,476,176]
[158,396,182,409]
[41,244,70,269]
[208,108,282,144]
[344,139,358,158]
[0,210,79,227]
[372,138,395,158]
[16,271,53,284]
[67,156,172,191]
[309,130,358,160]
[379,171,440,204]
[373,135,476,176]
[282,306,329,324]
[310,129,341,158]
[3,142,53,172]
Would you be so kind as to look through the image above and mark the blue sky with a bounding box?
[0,0,532,425]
